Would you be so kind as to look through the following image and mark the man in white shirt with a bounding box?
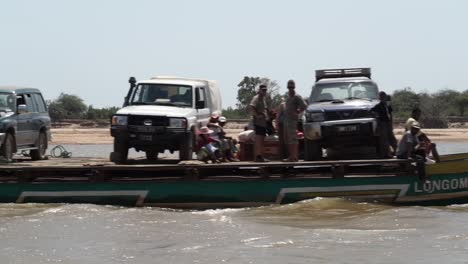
[405,108,440,162]
[396,123,422,160]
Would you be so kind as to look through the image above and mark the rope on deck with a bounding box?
[50,145,72,158]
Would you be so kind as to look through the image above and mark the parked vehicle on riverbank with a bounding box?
[110,76,222,163]
[303,68,380,160]
[0,86,51,161]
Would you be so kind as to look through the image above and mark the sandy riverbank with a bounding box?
[50,127,468,145]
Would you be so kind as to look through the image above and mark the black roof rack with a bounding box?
[315,68,371,81]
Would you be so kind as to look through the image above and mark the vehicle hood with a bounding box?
[117,105,196,117]
[307,99,379,112]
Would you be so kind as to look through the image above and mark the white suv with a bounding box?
[110,76,222,163]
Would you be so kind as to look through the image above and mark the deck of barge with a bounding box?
[0,157,418,183]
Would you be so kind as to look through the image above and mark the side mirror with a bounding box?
[17,104,28,114]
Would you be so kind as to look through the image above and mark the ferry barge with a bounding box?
[0,153,467,208]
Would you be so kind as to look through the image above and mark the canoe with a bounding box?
[0,153,467,208]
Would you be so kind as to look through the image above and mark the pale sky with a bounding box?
[1,0,467,108]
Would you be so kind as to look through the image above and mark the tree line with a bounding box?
[48,93,119,122]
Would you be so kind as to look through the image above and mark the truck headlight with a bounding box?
[306,112,325,122]
[169,118,187,128]
[111,115,128,126]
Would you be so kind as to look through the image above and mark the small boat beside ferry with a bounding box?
[0,153,467,209]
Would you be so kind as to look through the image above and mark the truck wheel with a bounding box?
[30,131,48,160]
[145,150,158,161]
[1,133,14,161]
[110,139,128,164]
[179,131,193,160]
[304,139,322,161]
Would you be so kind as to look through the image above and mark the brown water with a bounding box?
[1,142,468,263]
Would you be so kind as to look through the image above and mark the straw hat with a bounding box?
[199,126,214,135]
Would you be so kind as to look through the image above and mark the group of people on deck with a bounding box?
[195,114,239,163]
[372,91,440,163]
[196,84,440,164]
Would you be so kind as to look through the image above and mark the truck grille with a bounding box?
[128,115,168,126]
[324,110,370,121]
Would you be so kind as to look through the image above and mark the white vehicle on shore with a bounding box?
[110,76,222,163]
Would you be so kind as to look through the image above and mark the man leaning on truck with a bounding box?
[249,84,269,162]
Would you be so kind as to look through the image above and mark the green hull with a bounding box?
[1,154,468,208]
[0,173,466,208]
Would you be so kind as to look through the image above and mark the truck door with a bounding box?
[16,94,35,146]
[195,87,210,127]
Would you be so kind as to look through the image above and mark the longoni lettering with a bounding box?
[414,178,468,193]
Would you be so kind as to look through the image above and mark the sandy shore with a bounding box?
[51,127,468,145]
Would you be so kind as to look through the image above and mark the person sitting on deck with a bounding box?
[218,116,239,162]
[405,108,440,163]
[207,112,222,140]
[396,123,425,161]
[196,126,221,164]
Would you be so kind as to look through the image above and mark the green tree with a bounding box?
[48,93,87,120]
[455,94,468,116]
[419,92,448,128]
[47,100,66,121]
[391,87,420,118]
[432,89,460,116]
[236,76,284,112]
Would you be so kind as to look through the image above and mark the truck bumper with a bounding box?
[111,126,188,152]
[304,118,377,146]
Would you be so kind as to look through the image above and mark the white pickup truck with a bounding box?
[110,76,222,163]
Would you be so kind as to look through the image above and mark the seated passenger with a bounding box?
[218,116,239,162]
[196,126,221,164]
[207,112,222,140]
[405,108,440,163]
[396,123,425,160]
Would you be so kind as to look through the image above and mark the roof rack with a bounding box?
[315,68,371,81]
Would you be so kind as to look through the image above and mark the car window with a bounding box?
[310,81,378,102]
[130,84,193,107]
[32,93,47,112]
[24,94,37,112]
[0,93,15,112]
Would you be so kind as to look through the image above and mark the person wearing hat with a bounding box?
[405,107,440,162]
[207,112,222,140]
[196,126,221,163]
[217,116,239,161]
[396,123,423,160]
[283,80,307,162]
[249,84,270,162]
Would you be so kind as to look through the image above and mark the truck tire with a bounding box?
[179,131,193,160]
[304,139,322,161]
[30,131,48,160]
[1,133,14,161]
[110,139,128,164]
[145,150,158,161]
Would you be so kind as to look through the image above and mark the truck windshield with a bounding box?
[130,84,193,107]
[310,81,378,102]
[0,93,15,112]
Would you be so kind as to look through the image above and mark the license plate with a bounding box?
[139,135,153,141]
[337,125,358,132]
